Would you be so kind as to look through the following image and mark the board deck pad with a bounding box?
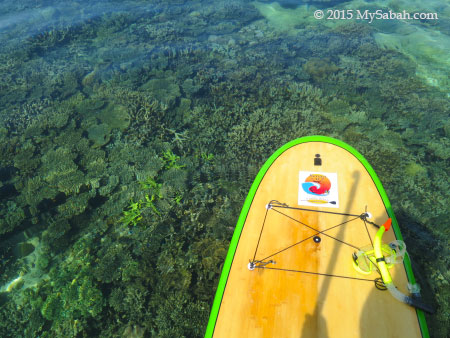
[206,137,428,338]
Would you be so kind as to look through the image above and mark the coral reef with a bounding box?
[0,0,448,337]
[303,58,339,82]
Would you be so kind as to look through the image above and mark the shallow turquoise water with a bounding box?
[0,0,448,336]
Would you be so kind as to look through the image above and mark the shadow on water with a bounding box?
[301,171,360,337]
[395,212,441,329]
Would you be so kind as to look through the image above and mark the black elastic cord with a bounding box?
[362,207,374,247]
[257,266,376,283]
[271,208,361,249]
[272,204,361,218]
[251,201,380,286]
[359,213,381,229]
[252,206,270,262]
[257,217,361,263]
[374,277,387,290]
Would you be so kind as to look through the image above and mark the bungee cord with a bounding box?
[249,200,382,285]
[248,200,434,313]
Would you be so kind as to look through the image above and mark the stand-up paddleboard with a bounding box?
[206,136,431,338]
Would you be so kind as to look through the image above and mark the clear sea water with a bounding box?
[0,0,448,336]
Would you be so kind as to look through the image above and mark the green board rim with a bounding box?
[205,135,429,338]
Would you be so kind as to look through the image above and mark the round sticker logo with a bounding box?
[302,174,331,196]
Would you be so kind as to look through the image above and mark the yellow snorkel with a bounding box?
[374,218,393,284]
[374,218,434,313]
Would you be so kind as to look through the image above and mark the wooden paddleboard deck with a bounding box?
[206,136,428,338]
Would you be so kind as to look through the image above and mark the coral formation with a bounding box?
[87,123,111,148]
[303,58,339,82]
[0,0,448,337]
